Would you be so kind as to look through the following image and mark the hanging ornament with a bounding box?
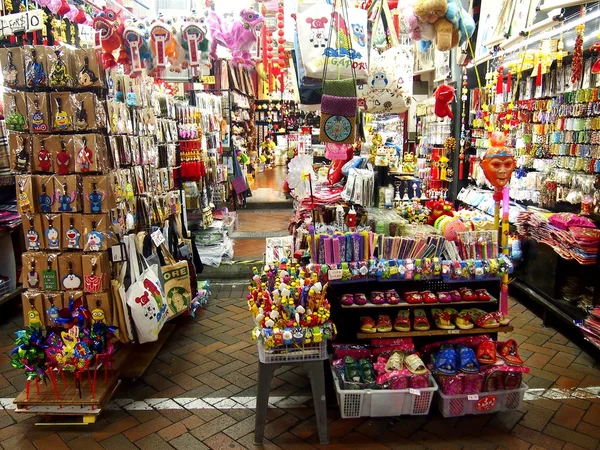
[182,22,205,75]
[78,56,98,86]
[47,296,60,324]
[65,217,81,249]
[46,218,60,249]
[27,299,43,327]
[479,132,516,191]
[56,140,70,175]
[572,24,585,85]
[74,100,88,131]
[49,49,72,87]
[3,50,18,87]
[54,97,71,130]
[25,48,47,88]
[123,25,145,77]
[86,221,103,252]
[150,22,174,78]
[77,136,93,172]
[85,259,103,294]
[25,217,40,251]
[591,41,600,74]
[62,262,81,290]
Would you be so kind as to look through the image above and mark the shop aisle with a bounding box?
[246,165,291,205]
[231,209,293,260]
[1,291,600,450]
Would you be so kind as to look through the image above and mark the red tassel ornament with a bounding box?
[496,66,504,95]
[536,62,542,87]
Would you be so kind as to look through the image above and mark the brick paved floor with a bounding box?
[0,282,599,450]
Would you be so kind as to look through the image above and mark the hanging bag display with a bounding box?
[357,0,413,113]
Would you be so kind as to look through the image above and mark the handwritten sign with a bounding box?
[201,75,216,84]
[0,10,43,37]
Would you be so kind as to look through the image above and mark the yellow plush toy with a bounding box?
[413,0,458,52]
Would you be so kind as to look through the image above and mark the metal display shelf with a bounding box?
[341,296,498,309]
[357,325,514,339]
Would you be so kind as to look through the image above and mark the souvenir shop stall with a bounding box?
[4,3,216,422]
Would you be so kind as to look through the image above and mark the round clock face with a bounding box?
[324,115,352,142]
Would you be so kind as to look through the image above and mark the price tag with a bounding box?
[0,10,43,37]
[409,388,421,396]
[201,75,216,84]
[448,329,460,334]
[328,269,343,280]
[467,394,479,401]
[151,229,165,247]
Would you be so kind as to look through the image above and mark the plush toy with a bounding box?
[434,84,455,119]
[207,9,264,68]
[445,0,475,46]
[412,0,458,51]
[93,8,126,69]
[400,0,436,49]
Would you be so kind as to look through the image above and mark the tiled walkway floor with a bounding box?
[1,283,600,450]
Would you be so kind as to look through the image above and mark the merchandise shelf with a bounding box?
[356,325,513,339]
[340,296,498,309]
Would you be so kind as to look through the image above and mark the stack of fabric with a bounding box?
[577,306,600,350]
[516,211,599,265]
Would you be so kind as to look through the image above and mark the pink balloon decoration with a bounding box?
[37,0,51,6]
[65,5,78,21]
[47,0,62,14]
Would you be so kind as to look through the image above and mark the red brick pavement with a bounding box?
[0,283,599,449]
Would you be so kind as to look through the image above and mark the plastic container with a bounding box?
[437,382,528,417]
[332,368,438,418]
[257,341,328,364]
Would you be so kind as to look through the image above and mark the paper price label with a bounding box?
[0,10,43,36]
[467,394,479,401]
[328,269,343,280]
[201,75,216,84]
[448,329,460,334]
[409,388,421,396]
[151,229,165,247]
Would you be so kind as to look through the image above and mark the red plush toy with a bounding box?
[434,84,455,119]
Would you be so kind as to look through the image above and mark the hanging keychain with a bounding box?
[6,94,27,131]
[25,216,40,250]
[46,216,60,249]
[124,172,135,202]
[65,217,81,248]
[31,96,48,132]
[126,81,137,106]
[17,178,32,213]
[57,183,76,212]
[26,48,47,87]
[87,221,103,251]
[115,79,124,102]
[77,136,93,172]
[88,182,105,213]
[91,300,106,323]
[42,256,58,291]
[84,258,103,293]
[78,55,98,86]
[54,97,71,130]
[3,50,18,87]
[74,99,88,131]
[62,261,82,290]
[15,136,29,172]
[39,183,53,212]
[27,298,43,328]
[56,140,70,175]
[46,295,60,324]
[38,139,51,172]
[49,49,71,87]
[27,260,39,289]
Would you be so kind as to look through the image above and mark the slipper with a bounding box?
[477,341,497,364]
[492,311,511,325]
[393,310,411,332]
[341,294,354,306]
[467,308,500,328]
[385,351,405,372]
[344,356,360,382]
[498,339,524,365]
[459,288,478,301]
[437,291,452,303]
[376,314,392,333]
[371,291,385,305]
[449,308,474,330]
[475,289,491,301]
[354,293,368,305]
[359,358,376,382]
[457,345,480,373]
[413,309,430,331]
[421,290,438,303]
[404,291,423,304]
[360,316,376,333]
[385,289,400,305]
[432,308,455,330]
[449,290,462,302]
[405,353,428,375]
[434,344,458,375]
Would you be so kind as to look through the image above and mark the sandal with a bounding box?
[359,358,376,382]
[498,339,524,366]
[421,290,438,303]
[457,345,480,373]
[341,294,354,306]
[492,310,511,325]
[432,308,455,330]
[385,351,405,372]
[477,341,497,364]
[376,314,392,333]
[459,288,477,301]
[405,353,428,375]
[371,291,385,305]
[437,291,452,303]
[467,308,499,328]
[354,293,368,305]
[475,289,491,301]
[393,310,411,332]
[413,309,430,331]
[434,344,458,375]
[449,308,474,330]
[360,316,376,333]
[403,291,423,304]
[385,289,400,305]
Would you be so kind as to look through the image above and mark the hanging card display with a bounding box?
[86,291,113,324]
[53,175,81,213]
[52,137,75,175]
[83,214,113,252]
[58,252,83,290]
[32,175,54,213]
[62,213,82,250]
[47,47,74,88]
[9,132,31,173]
[44,292,63,326]
[74,49,102,88]
[42,214,62,250]
[82,252,109,293]
[21,291,45,327]
[0,48,24,88]
[16,175,34,214]
[27,92,50,133]
[83,175,115,214]
[22,252,41,289]
[23,46,47,88]
[41,253,59,291]
[4,92,28,132]
[23,213,43,251]
[50,92,73,132]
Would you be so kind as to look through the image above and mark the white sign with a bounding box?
[0,10,44,37]
[467,394,479,401]
[409,388,421,396]
[328,269,343,281]
[151,229,165,247]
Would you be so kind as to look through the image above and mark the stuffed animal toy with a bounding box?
[412,0,458,51]
[93,8,126,69]
[434,84,454,119]
[400,0,436,45]
[207,9,264,68]
[444,0,475,46]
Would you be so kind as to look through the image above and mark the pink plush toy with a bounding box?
[207,9,264,68]
[400,0,435,50]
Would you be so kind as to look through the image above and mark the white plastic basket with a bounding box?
[332,368,438,418]
[437,382,528,417]
[257,341,328,364]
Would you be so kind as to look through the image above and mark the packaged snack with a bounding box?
[26,92,50,133]
[22,290,45,327]
[58,252,83,290]
[41,213,62,250]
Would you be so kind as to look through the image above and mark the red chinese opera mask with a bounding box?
[479,132,516,189]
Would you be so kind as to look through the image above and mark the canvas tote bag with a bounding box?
[160,242,192,317]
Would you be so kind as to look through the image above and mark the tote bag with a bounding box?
[357,0,413,113]
[160,243,192,317]
[297,0,369,81]
[125,234,168,343]
[112,261,134,343]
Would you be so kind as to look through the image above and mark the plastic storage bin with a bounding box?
[332,369,438,418]
[437,382,528,417]
[257,341,328,364]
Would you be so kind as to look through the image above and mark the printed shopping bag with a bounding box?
[296,0,369,80]
[160,244,192,316]
[125,234,168,343]
[358,0,413,113]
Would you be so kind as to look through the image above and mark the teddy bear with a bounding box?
[400,0,436,50]
[413,0,458,51]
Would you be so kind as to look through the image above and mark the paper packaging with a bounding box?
[83,214,114,251]
[32,175,55,213]
[21,291,45,327]
[16,175,34,214]
[47,46,74,88]
[85,290,113,324]
[38,252,60,291]
[31,135,54,173]
[83,175,116,214]
[58,252,83,291]
[4,91,29,132]
[53,174,81,213]
[82,252,110,293]
[41,213,62,250]
[22,252,42,289]
[74,92,105,131]
[62,213,83,250]
[43,292,63,326]
[74,48,104,88]
[50,92,73,132]
[8,132,32,173]
[0,47,25,88]
[51,136,75,175]
[22,213,44,252]
[73,133,107,173]
[26,92,50,133]
[23,46,49,88]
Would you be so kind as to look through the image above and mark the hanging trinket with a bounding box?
[25,48,47,88]
[27,261,39,289]
[78,56,98,86]
[42,257,58,291]
[62,261,81,290]
[46,296,60,324]
[86,221,103,251]
[17,178,31,213]
[126,81,137,106]
[39,183,53,213]
[38,140,51,172]
[74,100,88,131]
[85,259,103,294]
[31,96,48,133]
[77,137,93,172]
[25,216,40,251]
[66,217,80,249]
[27,299,43,327]
[56,140,70,175]
[124,173,135,202]
[4,0,12,15]
[46,217,60,249]
[14,136,29,172]
[91,300,106,323]
[88,183,104,213]
[6,94,27,132]
[54,97,71,130]
[115,80,124,103]
[57,183,75,212]
[3,50,18,87]
[49,50,71,87]
[572,24,585,85]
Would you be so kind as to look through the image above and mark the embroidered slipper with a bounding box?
[360,316,376,333]
[449,290,462,302]
[432,308,455,330]
[492,310,511,325]
[437,291,452,303]
[449,308,474,330]
[475,289,491,301]
[403,291,423,304]
[467,308,500,328]
[385,289,400,305]
[341,294,354,306]
[385,351,405,372]
[421,290,438,303]
[457,345,480,373]
[376,314,392,333]
[354,293,368,305]
[405,353,428,375]
[393,310,411,332]
[477,341,497,364]
[498,339,524,366]
[413,309,430,331]
[459,287,478,301]
[434,344,458,375]
[371,291,385,305]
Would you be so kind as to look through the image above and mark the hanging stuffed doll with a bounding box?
[93,8,126,69]
[434,84,455,119]
[181,12,211,75]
